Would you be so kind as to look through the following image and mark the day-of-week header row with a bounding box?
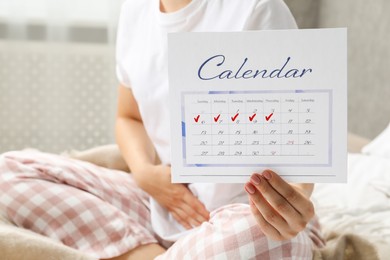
[197,98,315,104]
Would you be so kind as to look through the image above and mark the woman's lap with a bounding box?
[0,150,155,259]
[0,150,319,259]
[157,204,315,260]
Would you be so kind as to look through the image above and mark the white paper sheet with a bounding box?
[168,29,347,183]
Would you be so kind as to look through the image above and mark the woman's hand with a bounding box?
[115,86,209,229]
[138,165,210,230]
[245,170,315,241]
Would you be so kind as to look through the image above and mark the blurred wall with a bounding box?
[0,1,123,154]
[285,0,390,139]
[0,41,117,154]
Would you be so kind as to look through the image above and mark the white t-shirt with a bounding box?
[116,0,297,241]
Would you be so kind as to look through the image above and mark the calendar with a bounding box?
[169,29,347,183]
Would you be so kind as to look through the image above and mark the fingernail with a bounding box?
[251,174,261,185]
[263,171,272,180]
[245,183,256,194]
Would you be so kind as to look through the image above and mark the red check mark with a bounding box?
[194,115,200,122]
[265,113,274,121]
[249,113,257,122]
[214,114,221,122]
[231,113,239,122]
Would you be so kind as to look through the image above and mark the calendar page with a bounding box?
[168,29,347,183]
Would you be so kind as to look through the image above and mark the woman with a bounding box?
[0,0,322,259]
[114,0,318,258]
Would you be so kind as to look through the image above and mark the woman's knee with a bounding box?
[158,203,313,259]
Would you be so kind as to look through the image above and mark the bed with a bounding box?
[312,129,390,259]
[1,129,390,259]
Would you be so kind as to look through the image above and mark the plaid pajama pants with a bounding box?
[0,150,323,259]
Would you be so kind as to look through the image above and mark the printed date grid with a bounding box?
[181,90,332,166]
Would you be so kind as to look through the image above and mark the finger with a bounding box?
[250,174,305,231]
[245,182,290,233]
[171,208,192,230]
[248,195,282,241]
[179,203,203,226]
[175,205,203,228]
[261,170,314,220]
[182,191,210,222]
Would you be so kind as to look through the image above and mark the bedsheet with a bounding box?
[312,153,390,259]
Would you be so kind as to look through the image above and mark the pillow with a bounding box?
[362,122,390,158]
[61,144,130,172]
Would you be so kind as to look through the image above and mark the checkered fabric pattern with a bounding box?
[156,204,315,260]
[0,150,322,259]
[0,150,156,259]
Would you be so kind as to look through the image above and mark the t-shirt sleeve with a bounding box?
[244,0,298,30]
[115,1,132,88]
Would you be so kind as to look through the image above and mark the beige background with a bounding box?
[285,0,390,139]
